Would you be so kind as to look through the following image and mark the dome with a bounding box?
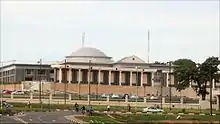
[70,47,109,58]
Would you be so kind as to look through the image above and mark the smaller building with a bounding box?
[0,63,54,83]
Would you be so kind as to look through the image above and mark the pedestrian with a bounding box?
[74,103,79,112]
[81,105,86,114]
[128,104,131,112]
[107,105,110,112]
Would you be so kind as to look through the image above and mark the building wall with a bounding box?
[52,83,199,98]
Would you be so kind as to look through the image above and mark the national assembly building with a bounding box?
[0,47,176,87]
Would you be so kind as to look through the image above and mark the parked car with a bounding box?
[111,94,120,98]
[142,107,164,113]
[130,95,139,99]
[3,90,12,94]
[150,96,158,100]
[11,91,25,95]
[101,94,109,98]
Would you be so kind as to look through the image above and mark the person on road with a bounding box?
[74,103,79,112]
[107,105,110,112]
[81,105,86,114]
[87,105,93,116]
[128,104,131,112]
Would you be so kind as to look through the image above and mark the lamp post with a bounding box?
[64,59,67,105]
[168,61,172,110]
[209,64,213,116]
[88,60,92,106]
[37,59,42,111]
[135,66,140,113]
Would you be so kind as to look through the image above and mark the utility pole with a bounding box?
[209,65,213,116]
[64,59,67,105]
[135,66,140,113]
[38,59,42,112]
[157,70,163,109]
[88,60,92,106]
[169,62,172,110]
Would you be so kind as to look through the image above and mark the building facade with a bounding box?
[0,64,54,83]
[51,47,176,87]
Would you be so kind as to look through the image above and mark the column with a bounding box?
[30,92,33,100]
[130,71,133,86]
[217,96,220,110]
[54,68,57,82]
[119,71,122,86]
[68,69,72,84]
[212,79,215,89]
[166,73,169,87]
[88,70,90,83]
[140,72,143,86]
[108,71,111,85]
[68,94,71,101]
[151,72,155,87]
[78,69,81,84]
[98,70,101,85]
[59,68,62,83]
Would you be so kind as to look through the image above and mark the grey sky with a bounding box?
[1,1,219,64]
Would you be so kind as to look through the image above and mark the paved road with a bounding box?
[0,115,23,123]
[17,111,78,123]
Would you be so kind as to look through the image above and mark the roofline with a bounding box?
[0,63,51,69]
[65,56,112,59]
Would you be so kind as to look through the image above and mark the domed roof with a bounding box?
[70,47,109,58]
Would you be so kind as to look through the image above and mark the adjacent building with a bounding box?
[0,63,54,83]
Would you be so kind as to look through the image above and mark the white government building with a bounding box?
[51,47,176,87]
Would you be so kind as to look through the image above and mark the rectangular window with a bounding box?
[26,69,32,74]
[50,70,54,73]
[38,70,45,74]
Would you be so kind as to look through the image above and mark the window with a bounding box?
[26,69,32,74]
[38,70,45,74]
[50,70,54,73]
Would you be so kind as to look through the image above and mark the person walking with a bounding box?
[128,104,131,112]
[74,103,79,112]
[107,105,110,112]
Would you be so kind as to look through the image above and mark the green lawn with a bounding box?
[76,114,220,123]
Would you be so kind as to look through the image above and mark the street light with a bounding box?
[37,59,42,111]
[88,60,92,106]
[135,66,140,113]
[167,61,172,110]
[0,60,16,109]
[64,59,67,105]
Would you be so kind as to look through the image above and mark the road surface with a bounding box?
[16,111,78,123]
[0,115,23,123]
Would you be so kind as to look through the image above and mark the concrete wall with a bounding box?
[0,84,22,91]
[52,83,199,98]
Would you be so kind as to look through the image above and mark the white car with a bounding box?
[12,91,24,95]
[111,94,120,98]
[130,95,139,99]
[142,107,164,113]
[101,94,109,98]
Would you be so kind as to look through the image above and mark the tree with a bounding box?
[173,59,197,92]
[193,57,220,100]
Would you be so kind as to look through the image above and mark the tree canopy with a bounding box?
[173,57,220,100]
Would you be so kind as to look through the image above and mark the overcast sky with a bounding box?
[0,1,219,64]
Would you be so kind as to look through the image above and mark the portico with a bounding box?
[51,47,175,87]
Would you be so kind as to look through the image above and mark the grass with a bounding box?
[6,102,220,115]
[76,113,220,123]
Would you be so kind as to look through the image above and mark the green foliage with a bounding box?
[173,59,197,92]
[174,57,220,100]
[193,57,220,100]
